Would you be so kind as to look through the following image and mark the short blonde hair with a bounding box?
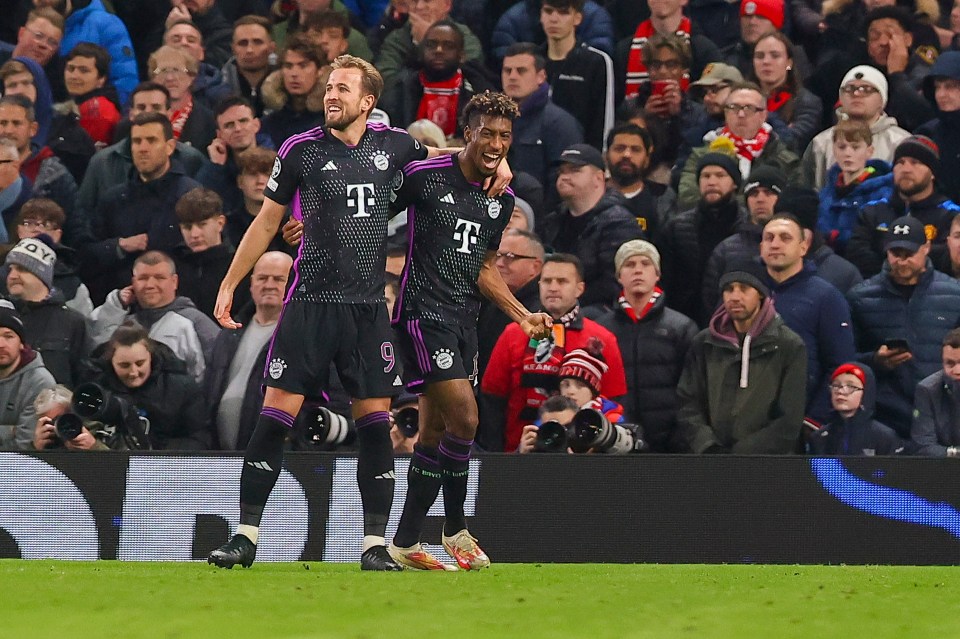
[148,45,199,77]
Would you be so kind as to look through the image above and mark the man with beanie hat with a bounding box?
[847,215,960,436]
[677,258,806,453]
[0,299,56,450]
[802,64,910,190]
[678,82,803,210]
[918,50,960,203]
[847,135,960,278]
[3,237,87,388]
[701,165,784,314]
[596,239,698,452]
[542,143,643,310]
[758,212,856,422]
[661,145,749,325]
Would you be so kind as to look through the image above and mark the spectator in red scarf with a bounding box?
[379,19,496,137]
[749,31,822,154]
[146,45,216,151]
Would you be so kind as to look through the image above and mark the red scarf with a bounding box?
[618,287,662,323]
[624,18,691,100]
[169,94,194,140]
[719,123,771,161]
[416,70,462,138]
[767,90,793,113]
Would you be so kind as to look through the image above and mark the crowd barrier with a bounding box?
[2,452,958,564]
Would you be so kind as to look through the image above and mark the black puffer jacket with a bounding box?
[12,290,88,388]
[594,291,699,452]
[90,344,211,450]
[541,188,643,310]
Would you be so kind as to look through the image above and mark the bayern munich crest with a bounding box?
[434,349,454,370]
[374,153,389,171]
[487,201,502,219]
[268,357,287,380]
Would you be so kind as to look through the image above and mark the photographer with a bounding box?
[84,321,211,450]
[518,395,578,454]
[32,385,108,451]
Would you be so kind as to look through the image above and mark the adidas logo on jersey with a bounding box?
[322,161,338,171]
[440,193,456,204]
[393,375,403,386]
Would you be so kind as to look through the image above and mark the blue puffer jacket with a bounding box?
[491,0,614,59]
[846,262,960,435]
[60,0,138,106]
[817,160,893,257]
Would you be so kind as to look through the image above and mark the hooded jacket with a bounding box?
[846,260,960,435]
[917,53,960,204]
[0,348,56,450]
[802,113,910,190]
[89,292,221,383]
[818,159,894,256]
[60,0,138,106]
[541,188,643,310]
[677,298,808,453]
[91,344,210,450]
[595,290,699,452]
[260,68,326,146]
[846,191,960,278]
[491,0,615,60]
[12,56,52,148]
[809,363,905,455]
[911,368,960,456]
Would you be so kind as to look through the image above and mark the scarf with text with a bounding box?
[518,304,582,421]
[624,18,692,100]
[417,70,462,137]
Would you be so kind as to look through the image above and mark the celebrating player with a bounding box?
[387,92,552,570]
[207,55,507,571]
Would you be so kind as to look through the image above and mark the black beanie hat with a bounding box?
[0,299,25,343]
[774,185,820,231]
[696,152,742,188]
[719,259,770,298]
[893,135,941,176]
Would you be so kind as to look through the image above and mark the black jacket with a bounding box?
[544,40,614,151]
[90,346,211,449]
[12,291,88,388]
[594,291,698,452]
[847,191,960,278]
[476,276,541,383]
[173,243,250,322]
[916,110,960,205]
[659,196,748,325]
[541,188,644,310]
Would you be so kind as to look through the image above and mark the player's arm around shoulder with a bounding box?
[477,250,552,339]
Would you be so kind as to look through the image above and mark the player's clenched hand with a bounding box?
[214,286,242,329]
[484,157,513,197]
[282,218,303,247]
[519,312,552,340]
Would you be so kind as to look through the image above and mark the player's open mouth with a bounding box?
[481,153,501,166]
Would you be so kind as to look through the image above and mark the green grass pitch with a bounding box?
[2,561,958,638]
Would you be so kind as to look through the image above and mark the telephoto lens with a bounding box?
[393,406,420,438]
[54,413,84,441]
[533,420,569,452]
[570,408,640,454]
[305,406,356,446]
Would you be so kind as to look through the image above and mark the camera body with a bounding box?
[392,406,420,439]
[534,408,646,454]
[56,382,151,450]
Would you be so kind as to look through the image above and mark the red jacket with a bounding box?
[77,95,121,146]
[482,315,627,451]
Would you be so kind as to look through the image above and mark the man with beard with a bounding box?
[847,216,960,436]
[604,122,674,239]
[659,150,747,325]
[847,136,960,278]
[379,20,496,136]
[221,15,276,117]
[207,55,509,571]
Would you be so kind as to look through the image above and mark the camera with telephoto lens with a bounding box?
[62,382,151,449]
[302,405,356,448]
[392,406,420,438]
[534,408,646,454]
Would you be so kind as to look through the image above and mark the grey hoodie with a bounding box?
[0,348,56,450]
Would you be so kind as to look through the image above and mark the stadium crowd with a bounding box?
[4,0,960,457]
